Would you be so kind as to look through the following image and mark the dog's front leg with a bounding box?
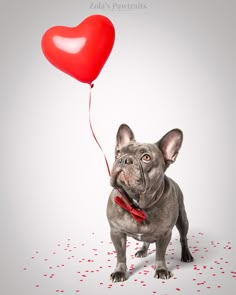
[110,230,127,282]
[154,232,173,279]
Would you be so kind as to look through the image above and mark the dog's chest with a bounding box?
[107,181,179,243]
[110,205,176,243]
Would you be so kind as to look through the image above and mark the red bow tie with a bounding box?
[114,195,146,223]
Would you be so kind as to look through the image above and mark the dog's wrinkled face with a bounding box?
[110,124,183,208]
[110,142,164,198]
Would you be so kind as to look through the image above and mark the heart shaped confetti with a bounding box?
[22,231,235,294]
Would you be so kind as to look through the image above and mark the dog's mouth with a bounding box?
[116,170,131,187]
[110,166,146,197]
[110,169,128,188]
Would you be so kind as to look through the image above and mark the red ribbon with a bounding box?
[114,196,146,222]
[89,85,146,223]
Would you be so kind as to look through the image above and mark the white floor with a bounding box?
[4,227,235,295]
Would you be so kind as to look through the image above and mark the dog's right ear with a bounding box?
[116,124,135,153]
[157,128,183,168]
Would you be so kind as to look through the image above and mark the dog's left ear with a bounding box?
[157,129,183,167]
[116,124,135,151]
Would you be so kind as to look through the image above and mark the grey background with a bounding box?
[0,0,235,294]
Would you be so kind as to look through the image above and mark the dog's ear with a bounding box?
[157,129,183,167]
[116,124,135,152]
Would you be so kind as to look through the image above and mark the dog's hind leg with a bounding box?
[135,242,150,258]
[176,192,194,262]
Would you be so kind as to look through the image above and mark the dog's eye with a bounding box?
[115,150,121,159]
[142,154,151,163]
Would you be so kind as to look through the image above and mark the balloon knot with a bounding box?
[90,83,94,89]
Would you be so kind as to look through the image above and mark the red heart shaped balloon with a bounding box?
[41,15,115,85]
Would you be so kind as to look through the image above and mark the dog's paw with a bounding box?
[154,269,173,280]
[135,249,148,258]
[110,271,127,283]
[181,248,194,263]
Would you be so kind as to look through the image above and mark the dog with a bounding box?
[107,124,193,282]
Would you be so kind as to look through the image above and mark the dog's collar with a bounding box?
[114,180,165,223]
[114,188,146,222]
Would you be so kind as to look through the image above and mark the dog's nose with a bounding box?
[124,157,133,165]
[118,156,133,166]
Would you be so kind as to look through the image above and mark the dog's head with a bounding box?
[110,124,183,208]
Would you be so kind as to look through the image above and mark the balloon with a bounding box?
[41,15,115,85]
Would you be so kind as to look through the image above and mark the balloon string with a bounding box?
[88,85,146,222]
[89,85,111,176]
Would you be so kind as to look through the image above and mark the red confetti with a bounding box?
[22,232,235,294]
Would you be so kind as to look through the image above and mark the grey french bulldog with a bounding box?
[107,124,193,282]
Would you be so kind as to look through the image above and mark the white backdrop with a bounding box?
[1,1,235,294]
